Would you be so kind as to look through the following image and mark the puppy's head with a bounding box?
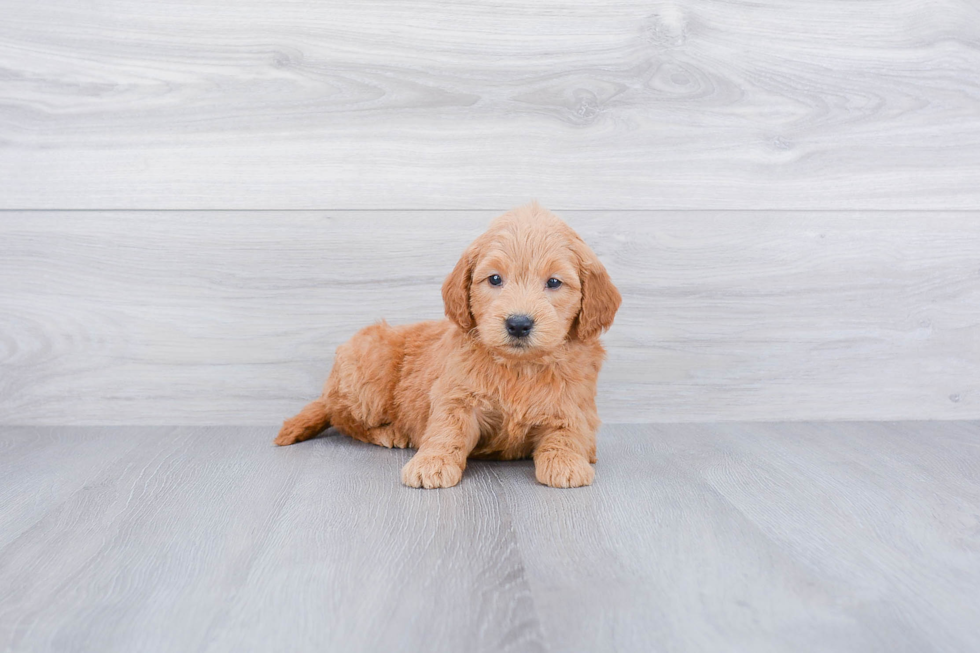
[443,202,621,358]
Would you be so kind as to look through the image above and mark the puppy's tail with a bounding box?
[274,399,332,446]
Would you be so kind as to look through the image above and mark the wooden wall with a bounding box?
[1,0,978,424]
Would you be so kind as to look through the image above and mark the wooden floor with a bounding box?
[2,422,978,652]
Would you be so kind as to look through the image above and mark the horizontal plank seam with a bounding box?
[3,209,980,214]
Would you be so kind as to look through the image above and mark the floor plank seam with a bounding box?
[485,465,550,652]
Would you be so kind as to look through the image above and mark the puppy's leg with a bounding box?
[401,400,479,489]
[274,398,332,446]
[322,321,407,449]
[533,424,595,488]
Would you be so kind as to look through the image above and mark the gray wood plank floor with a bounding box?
[2,210,977,425]
[2,422,979,652]
[2,1,979,209]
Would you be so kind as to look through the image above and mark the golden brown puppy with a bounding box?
[275,202,621,488]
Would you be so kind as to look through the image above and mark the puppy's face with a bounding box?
[443,204,621,358]
[468,230,582,355]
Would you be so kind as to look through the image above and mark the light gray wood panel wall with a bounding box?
[1,210,976,425]
[1,0,979,209]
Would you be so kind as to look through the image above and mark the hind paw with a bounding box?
[372,424,411,449]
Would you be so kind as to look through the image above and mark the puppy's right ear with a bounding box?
[442,243,476,332]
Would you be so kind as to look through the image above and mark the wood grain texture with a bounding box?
[0,426,544,653]
[1,210,977,425]
[1,0,979,209]
[0,426,148,549]
[499,421,980,652]
[1,423,979,652]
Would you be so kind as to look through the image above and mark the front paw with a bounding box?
[401,453,464,489]
[535,450,595,488]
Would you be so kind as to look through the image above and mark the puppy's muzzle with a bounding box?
[505,314,534,339]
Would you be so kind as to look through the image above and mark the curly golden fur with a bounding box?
[275,202,621,488]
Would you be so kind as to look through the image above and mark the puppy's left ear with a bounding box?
[574,240,622,341]
[442,243,477,333]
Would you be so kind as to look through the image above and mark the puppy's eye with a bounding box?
[488,274,503,286]
[546,277,562,289]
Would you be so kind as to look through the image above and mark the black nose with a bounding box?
[505,314,534,339]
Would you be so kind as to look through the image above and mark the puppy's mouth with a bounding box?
[502,337,538,354]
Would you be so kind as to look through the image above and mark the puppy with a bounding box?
[274,201,621,488]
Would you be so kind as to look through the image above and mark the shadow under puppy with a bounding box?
[275,202,621,488]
